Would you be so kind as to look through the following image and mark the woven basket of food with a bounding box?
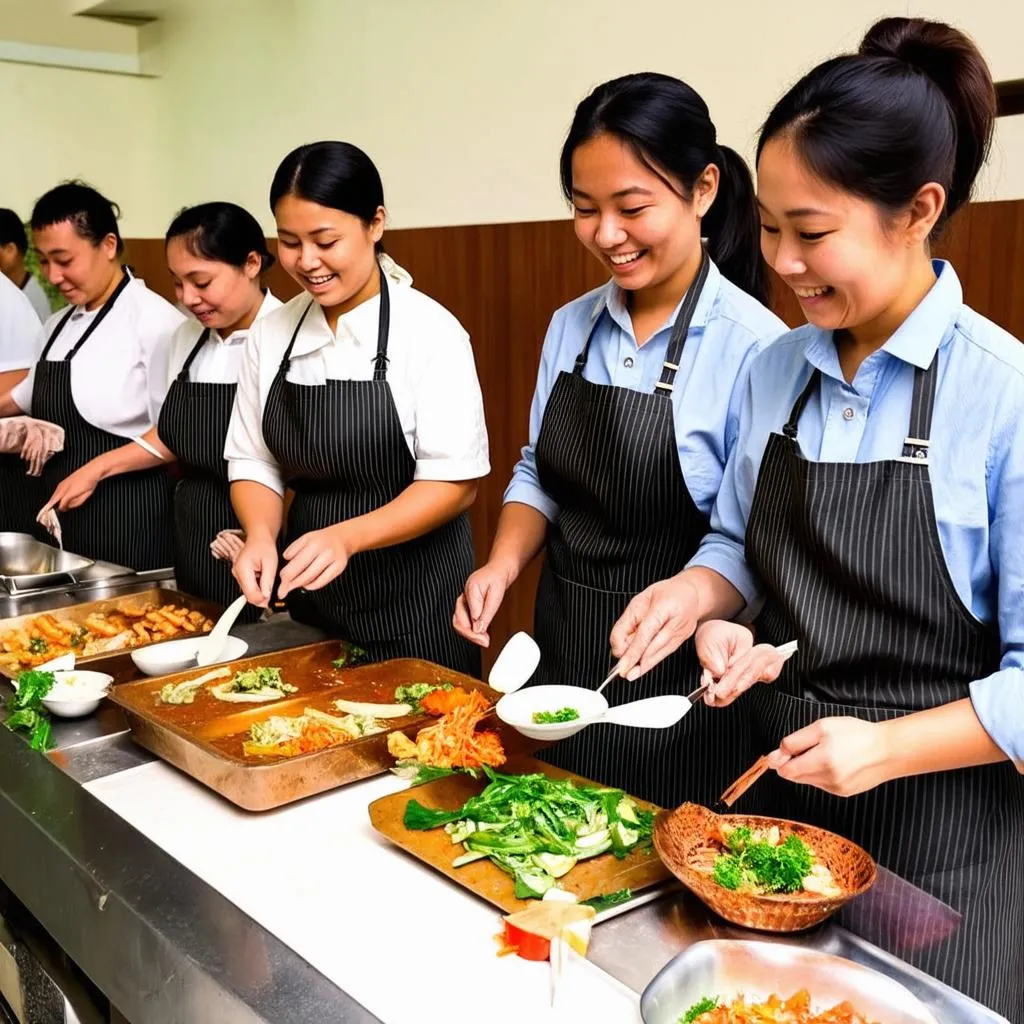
[654,802,876,932]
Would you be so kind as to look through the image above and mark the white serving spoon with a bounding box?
[485,631,541,693]
[196,595,248,667]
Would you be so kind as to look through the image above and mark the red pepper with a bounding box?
[502,920,551,961]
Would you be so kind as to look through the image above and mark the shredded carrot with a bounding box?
[411,690,505,769]
[420,686,473,716]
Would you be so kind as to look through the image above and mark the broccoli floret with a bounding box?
[712,853,745,891]
[681,996,719,1023]
[725,825,752,854]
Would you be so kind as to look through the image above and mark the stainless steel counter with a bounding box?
[0,591,1009,1024]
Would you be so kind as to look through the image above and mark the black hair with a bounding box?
[758,17,996,231]
[0,209,28,254]
[165,202,275,273]
[30,181,124,255]
[560,72,768,306]
[269,142,386,255]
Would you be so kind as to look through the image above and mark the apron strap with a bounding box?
[901,357,938,461]
[655,247,710,396]
[782,367,821,439]
[280,302,316,373]
[372,270,391,382]
[176,328,212,382]
[41,267,132,361]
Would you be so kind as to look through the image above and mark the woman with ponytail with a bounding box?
[454,73,785,806]
[612,21,1023,1015]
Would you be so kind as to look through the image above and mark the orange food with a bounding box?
[245,718,352,758]
[692,990,878,1024]
[409,690,505,769]
[420,686,473,716]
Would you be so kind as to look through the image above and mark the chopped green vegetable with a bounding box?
[390,760,478,786]
[581,888,633,912]
[69,627,89,649]
[725,825,752,854]
[230,666,293,693]
[403,767,653,899]
[332,644,369,669]
[712,832,814,894]
[680,996,719,1023]
[4,670,56,752]
[532,707,580,724]
[394,681,454,714]
[28,636,48,655]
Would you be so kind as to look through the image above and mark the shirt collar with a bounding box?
[588,255,721,340]
[289,292,383,359]
[804,260,962,380]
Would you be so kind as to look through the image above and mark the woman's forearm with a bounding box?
[230,480,284,541]
[482,500,549,582]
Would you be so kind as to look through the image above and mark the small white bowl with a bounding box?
[41,669,113,718]
[130,635,249,677]
[495,684,607,741]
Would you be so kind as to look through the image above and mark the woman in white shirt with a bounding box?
[0,209,51,322]
[0,271,44,532]
[0,182,184,569]
[45,202,280,617]
[227,141,489,674]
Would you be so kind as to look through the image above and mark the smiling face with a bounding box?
[33,220,119,309]
[273,194,384,316]
[569,132,715,300]
[757,135,941,340]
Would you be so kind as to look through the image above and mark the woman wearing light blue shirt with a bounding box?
[611,18,1023,1017]
[453,73,786,807]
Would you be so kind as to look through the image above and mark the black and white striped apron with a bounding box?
[157,327,256,620]
[261,273,479,675]
[0,457,35,535]
[742,358,1024,1020]
[530,253,752,808]
[31,272,174,570]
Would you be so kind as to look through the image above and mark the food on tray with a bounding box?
[499,897,597,961]
[331,643,368,669]
[159,667,231,705]
[679,990,879,1023]
[704,822,842,898]
[532,707,580,724]
[394,681,453,714]
[4,669,56,751]
[332,697,413,718]
[387,690,504,771]
[242,707,384,758]
[0,604,215,669]
[403,767,654,899]
[210,666,298,703]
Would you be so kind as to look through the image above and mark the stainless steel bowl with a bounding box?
[0,533,94,590]
[641,939,939,1024]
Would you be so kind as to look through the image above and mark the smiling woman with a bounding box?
[225,141,489,675]
[453,72,787,809]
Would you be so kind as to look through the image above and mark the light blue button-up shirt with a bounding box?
[689,261,1024,766]
[503,259,787,520]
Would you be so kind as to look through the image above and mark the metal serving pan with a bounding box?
[0,532,93,592]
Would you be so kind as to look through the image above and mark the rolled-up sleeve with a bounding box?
[970,384,1024,768]
[224,323,285,496]
[502,311,564,522]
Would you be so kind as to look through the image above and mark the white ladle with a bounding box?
[196,595,248,667]
[486,631,541,693]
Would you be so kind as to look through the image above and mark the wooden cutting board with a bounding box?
[368,755,671,913]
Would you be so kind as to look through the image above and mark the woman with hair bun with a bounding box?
[454,73,786,807]
[43,201,282,616]
[0,182,184,569]
[612,19,1023,1014]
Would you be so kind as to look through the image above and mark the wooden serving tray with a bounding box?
[108,641,500,812]
[368,754,672,914]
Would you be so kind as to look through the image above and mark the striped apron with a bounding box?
[261,273,479,676]
[530,252,753,808]
[743,358,1024,1020]
[157,328,258,620]
[31,273,174,569]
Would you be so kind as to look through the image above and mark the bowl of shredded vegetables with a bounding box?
[654,803,876,932]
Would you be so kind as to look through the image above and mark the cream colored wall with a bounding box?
[3,0,1023,235]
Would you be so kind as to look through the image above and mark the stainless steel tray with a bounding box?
[0,532,94,592]
[641,939,939,1024]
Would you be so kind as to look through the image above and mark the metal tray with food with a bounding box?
[0,588,221,680]
[369,754,672,914]
[108,642,501,811]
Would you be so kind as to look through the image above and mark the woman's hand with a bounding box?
[610,576,701,681]
[277,524,351,599]
[453,561,515,647]
[232,535,279,608]
[696,620,790,707]
[43,461,106,512]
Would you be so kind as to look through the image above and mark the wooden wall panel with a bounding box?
[123,197,1024,670]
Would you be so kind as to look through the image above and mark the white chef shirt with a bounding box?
[151,290,283,409]
[20,274,52,323]
[225,277,490,497]
[10,274,184,438]
[0,272,44,372]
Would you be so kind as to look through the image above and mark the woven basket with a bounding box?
[654,802,877,932]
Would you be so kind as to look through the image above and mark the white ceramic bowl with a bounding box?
[495,684,607,741]
[40,669,113,718]
[130,635,249,677]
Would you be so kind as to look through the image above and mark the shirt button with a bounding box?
[842,407,855,421]
[624,356,634,369]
